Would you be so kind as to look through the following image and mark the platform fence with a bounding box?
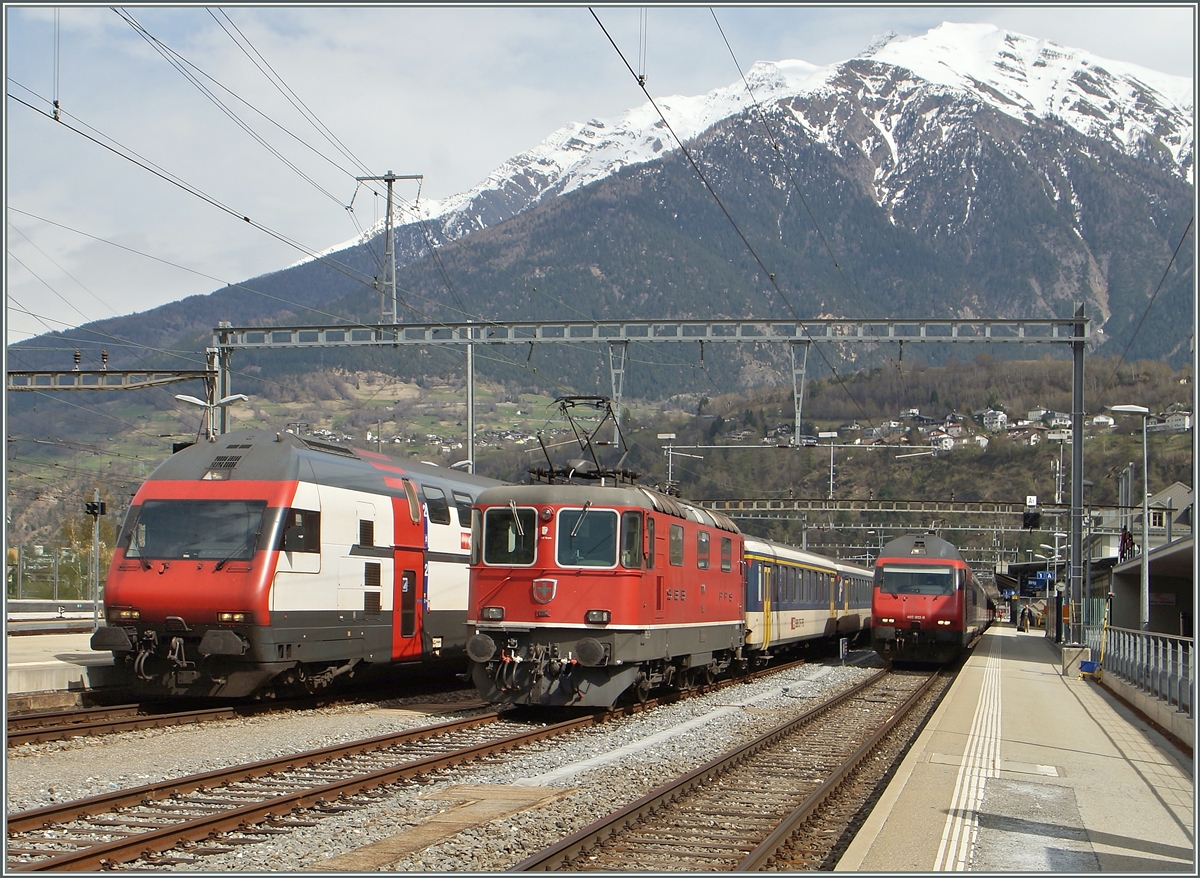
[1086,624,1194,719]
[5,545,103,602]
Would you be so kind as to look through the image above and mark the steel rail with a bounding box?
[734,669,944,870]
[511,667,890,871]
[7,658,813,871]
[6,711,502,835]
[12,711,573,872]
[6,705,268,747]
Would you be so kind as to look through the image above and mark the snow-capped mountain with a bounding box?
[313,21,1191,266]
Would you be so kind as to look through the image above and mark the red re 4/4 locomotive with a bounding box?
[466,482,746,706]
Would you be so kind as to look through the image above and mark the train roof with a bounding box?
[474,483,740,534]
[139,430,502,499]
[876,533,965,563]
[742,535,872,575]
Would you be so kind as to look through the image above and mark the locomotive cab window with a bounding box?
[557,506,618,568]
[620,511,643,569]
[482,506,538,566]
[721,537,733,572]
[122,499,268,561]
[277,509,320,554]
[877,565,956,596]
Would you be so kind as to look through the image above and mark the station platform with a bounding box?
[838,625,1194,872]
[5,630,120,709]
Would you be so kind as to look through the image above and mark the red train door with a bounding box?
[392,553,423,660]
[392,481,426,661]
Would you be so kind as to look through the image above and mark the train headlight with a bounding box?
[480,606,505,621]
[540,507,553,521]
[585,609,611,624]
[937,619,952,626]
[878,617,895,624]
[110,607,141,621]
[217,611,253,624]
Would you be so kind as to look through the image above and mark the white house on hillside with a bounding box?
[983,409,1008,432]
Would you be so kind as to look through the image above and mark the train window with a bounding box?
[359,520,375,547]
[482,506,538,566]
[647,516,656,569]
[721,537,732,572]
[453,492,473,528]
[124,499,267,561]
[878,565,955,595]
[620,511,643,569]
[402,479,421,524]
[557,508,618,568]
[696,531,710,570]
[422,485,452,526]
[400,570,417,637]
[669,524,684,567]
[470,509,481,564]
[277,510,320,554]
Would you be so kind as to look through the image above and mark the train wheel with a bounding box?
[633,676,651,703]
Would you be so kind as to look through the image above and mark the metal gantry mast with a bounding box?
[354,171,422,324]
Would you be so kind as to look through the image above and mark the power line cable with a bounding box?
[209,8,373,177]
[589,8,876,430]
[1095,216,1194,406]
[113,8,346,207]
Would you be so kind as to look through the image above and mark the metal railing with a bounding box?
[1086,624,1194,719]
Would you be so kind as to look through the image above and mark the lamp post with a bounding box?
[1111,405,1150,631]
[175,393,249,441]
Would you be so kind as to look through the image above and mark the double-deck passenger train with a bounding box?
[870,533,997,664]
[90,430,502,698]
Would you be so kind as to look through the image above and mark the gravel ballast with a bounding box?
[7,657,883,871]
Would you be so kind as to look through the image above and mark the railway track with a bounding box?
[6,687,487,748]
[512,667,950,871]
[7,660,803,871]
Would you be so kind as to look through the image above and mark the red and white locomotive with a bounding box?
[870,533,997,664]
[90,429,501,697]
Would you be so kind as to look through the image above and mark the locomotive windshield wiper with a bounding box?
[509,500,524,536]
[214,530,260,571]
[570,500,592,537]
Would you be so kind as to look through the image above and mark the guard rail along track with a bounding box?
[7,661,800,871]
[513,667,947,871]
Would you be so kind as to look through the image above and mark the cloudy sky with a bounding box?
[5,4,1194,348]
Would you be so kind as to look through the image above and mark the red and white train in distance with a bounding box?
[90,429,502,698]
[870,533,998,664]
